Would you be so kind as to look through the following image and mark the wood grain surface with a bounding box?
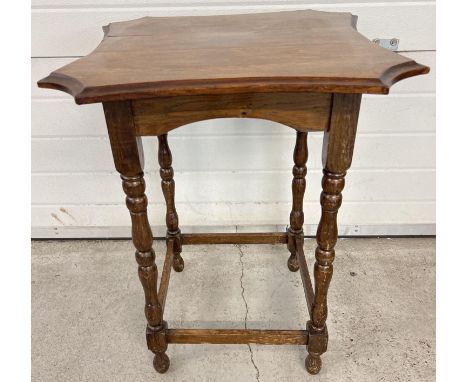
[133,92,331,134]
[181,232,288,245]
[37,10,429,103]
[166,329,309,345]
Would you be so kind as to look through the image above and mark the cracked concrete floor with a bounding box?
[32,238,435,382]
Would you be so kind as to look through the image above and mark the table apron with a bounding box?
[131,92,332,135]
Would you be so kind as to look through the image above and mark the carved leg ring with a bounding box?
[158,134,184,272]
[121,174,170,373]
[288,131,308,272]
[305,170,345,374]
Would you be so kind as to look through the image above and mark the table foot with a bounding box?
[305,354,322,375]
[287,253,299,272]
[153,352,170,373]
[173,253,184,272]
[305,321,328,375]
[147,321,170,374]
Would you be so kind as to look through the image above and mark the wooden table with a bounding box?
[38,10,429,375]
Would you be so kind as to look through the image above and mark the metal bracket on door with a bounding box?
[372,38,399,51]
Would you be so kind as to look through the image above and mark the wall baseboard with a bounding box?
[31,224,435,239]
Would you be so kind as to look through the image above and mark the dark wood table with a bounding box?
[38,10,429,375]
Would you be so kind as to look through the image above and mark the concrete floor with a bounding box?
[32,238,435,382]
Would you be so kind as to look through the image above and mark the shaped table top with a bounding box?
[38,10,429,104]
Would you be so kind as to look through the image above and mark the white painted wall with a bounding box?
[31,1,436,238]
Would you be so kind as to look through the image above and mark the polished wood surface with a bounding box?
[166,329,309,345]
[157,238,174,315]
[181,232,288,245]
[133,92,331,135]
[37,10,428,104]
[38,10,430,377]
[287,130,309,272]
[295,235,315,318]
[157,134,184,272]
[103,100,170,373]
[103,101,161,328]
[306,93,362,374]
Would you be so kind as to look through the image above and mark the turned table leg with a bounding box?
[305,93,362,374]
[287,130,308,272]
[158,134,184,272]
[103,101,170,373]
